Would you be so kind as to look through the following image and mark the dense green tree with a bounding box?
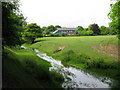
[80,31,86,36]
[45,25,56,35]
[22,23,42,44]
[85,30,93,36]
[49,32,54,37]
[108,1,120,38]
[77,26,84,31]
[2,1,27,47]
[76,26,84,35]
[74,30,79,34]
[88,24,100,35]
[61,32,66,36]
[41,27,46,36]
[41,26,46,31]
[99,26,109,35]
[55,25,61,29]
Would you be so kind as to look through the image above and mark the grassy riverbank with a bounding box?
[24,35,118,66]
[23,35,120,88]
[3,46,64,88]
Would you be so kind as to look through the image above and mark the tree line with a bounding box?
[2,0,120,47]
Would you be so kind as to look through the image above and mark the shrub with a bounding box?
[61,32,66,36]
[49,32,55,37]
[62,50,74,65]
[54,33,60,37]
[75,54,89,64]
[87,58,118,69]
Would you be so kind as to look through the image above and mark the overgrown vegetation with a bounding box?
[61,50,119,70]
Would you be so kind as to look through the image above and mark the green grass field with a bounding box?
[23,35,120,87]
[25,35,118,63]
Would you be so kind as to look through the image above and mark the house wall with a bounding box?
[56,30,75,34]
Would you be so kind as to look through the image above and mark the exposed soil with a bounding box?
[92,44,119,58]
[53,46,65,53]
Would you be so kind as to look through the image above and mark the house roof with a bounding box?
[57,28,78,31]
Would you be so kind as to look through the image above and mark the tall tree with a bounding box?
[22,23,42,44]
[108,1,120,38]
[55,25,61,29]
[45,25,56,35]
[99,26,109,35]
[2,1,26,47]
[77,26,84,31]
[88,24,100,35]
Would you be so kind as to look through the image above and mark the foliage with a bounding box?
[45,25,56,35]
[54,33,60,37]
[41,26,46,31]
[108,1,120,38]
[99,26,109,35]
[74,30,79,34]
[88,24,100,35]
[22,23,42,43]
[85,30,93,36]
[62,50,118,69]
[49,32,55,37]
[43,25,61,35]
[79,30,86,36]
[2,1,27,47]
[55,25,61,29]
[61,32,66,36]
[77,26,84,31]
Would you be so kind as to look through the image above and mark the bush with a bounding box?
[87,58,118,69]
[61,32,66,36]
[62,50,74,65]
[75,54,89,64]
[49,32,55,37]
[54,33,60,37]
[62,50,90,66]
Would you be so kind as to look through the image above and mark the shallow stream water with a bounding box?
[21,46,114,89]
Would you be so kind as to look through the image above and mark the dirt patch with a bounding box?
[52,46,65,53]
[92,44,119,58]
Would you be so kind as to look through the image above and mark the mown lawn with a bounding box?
[25,35,118,63]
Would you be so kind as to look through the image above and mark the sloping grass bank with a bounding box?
[3,46,64,88]
[23,35,120,88]
[24,35,118,68]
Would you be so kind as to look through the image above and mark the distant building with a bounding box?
[53,28,78,35]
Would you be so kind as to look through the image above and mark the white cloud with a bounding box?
[19,0,114,28]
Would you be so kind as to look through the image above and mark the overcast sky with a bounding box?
[19,0,115,28]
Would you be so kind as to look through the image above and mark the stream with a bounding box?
[21,46,114,89]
